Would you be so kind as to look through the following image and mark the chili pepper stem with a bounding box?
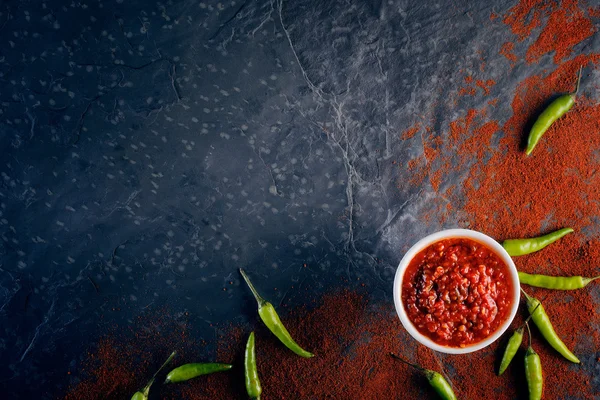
[389,352,426,372]
[141,351,177,394]
[520,287,532,301]
[517,302,541,330]
[526,321,532,348]
[575,66,583,95]
[239,268,267,306]
[583,275,600,285]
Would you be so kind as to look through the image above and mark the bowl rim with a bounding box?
[392,228,521,354]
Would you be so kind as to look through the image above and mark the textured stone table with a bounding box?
[0,0,598,398]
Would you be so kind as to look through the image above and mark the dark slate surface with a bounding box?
[0,0,598,398]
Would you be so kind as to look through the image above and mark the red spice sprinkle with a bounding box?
[525,0,596,64]
[499,42,518,65]
[502,0,545,41]
[458,86,477,97]
[475,79,496,96]
[465,55,600,238]
[400,124,421,140]
[501,0,595,65]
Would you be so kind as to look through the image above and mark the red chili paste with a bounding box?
[402,237,514,347]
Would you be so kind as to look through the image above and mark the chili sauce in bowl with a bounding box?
[393,229,520,354]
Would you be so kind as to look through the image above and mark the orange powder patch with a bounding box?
[400,124,421,140]
[475,79,496,96]
[464,54,600,238]
[500,42,518,64]
[502,0,546,41]
[525,0,596,64]
[458,87,477,96]
[501,0,595,65]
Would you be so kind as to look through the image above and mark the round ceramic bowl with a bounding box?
[393,229,520,354]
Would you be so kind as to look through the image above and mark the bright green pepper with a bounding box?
[245,332,262,400]
[240,269,314,358]
[498,327,524,375]
[164,363,233,383]
[522,288,579,363]
[502,228,573,256]
[390,353,457,400]
[497,302,540,375]
[130,351,176,400]
[525,67,582,155]
[524,323,543,400]
[519,271,600,290]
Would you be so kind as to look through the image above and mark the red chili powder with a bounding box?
[475,79,496,96]
[428,108,499,193]
[143,290,531,400]
[502,0,545,41]
[407,126,438,188]
[464,54,600,238]
[501,0,596,65]
[500,42,518,65]
[64,311,197,399]
[400,124,421,140]
[458,86,477,97]
[64,285,599,399]
[64,337,140,400]
[525,0,596,64]
[415,53,600,399]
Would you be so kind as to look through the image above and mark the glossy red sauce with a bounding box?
[402,237,514,347]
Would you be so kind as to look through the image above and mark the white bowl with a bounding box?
[393,229,520,354]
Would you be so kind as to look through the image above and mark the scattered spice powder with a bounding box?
[500,0,596,65]
[63,287,600,399]
[502,0,545,41]
[500,42,518,65]
[458,86,477,97]
[475,79,496,96]
[400,124,421,140]
[525,0,596,64]
[464,54,600,238]
[64,311,198,399]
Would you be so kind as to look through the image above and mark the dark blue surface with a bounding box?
[0,0,598,398]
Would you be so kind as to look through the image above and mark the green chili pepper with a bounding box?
[239,269,314,358]
[245,332,262,400]
[525,67,582,155]
[390,353,457,400]
[521,288,580,363]
[131,351,176,400]
[519,271,600,290]
[502,228,573,256]
[524,322,543,400]
[498,328,523,376]
[164,363,233,383]
[497,303,540,375]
